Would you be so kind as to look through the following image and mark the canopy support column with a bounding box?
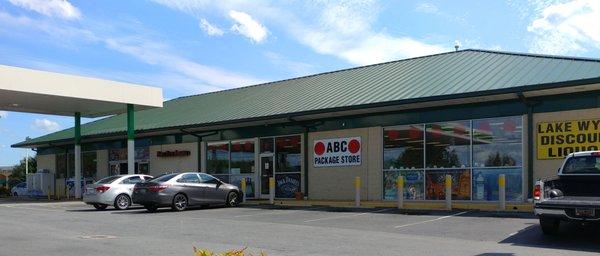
[74,112,82,199]
[127,104,135,175]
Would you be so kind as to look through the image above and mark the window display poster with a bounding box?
[383,170,424,200]
[472,169,522,201]
[275,173,300,198]
[425,170,471,200]
[230,175,254,198]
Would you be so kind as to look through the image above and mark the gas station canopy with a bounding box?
[0,65,163,117]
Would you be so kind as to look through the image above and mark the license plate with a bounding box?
[86,188,96,194]
[575,208,595,217]
[138,188,146,193]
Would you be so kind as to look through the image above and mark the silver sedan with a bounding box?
[83,174,153,210]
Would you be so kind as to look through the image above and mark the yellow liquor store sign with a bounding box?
[537,118,600,159]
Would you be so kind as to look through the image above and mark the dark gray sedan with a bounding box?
[132,172,242,212]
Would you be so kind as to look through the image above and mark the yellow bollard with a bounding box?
[269,177,275,204]
[498,174,506,210]
[240,179,247,203]
[354,176,361,207]
[445,175,452,210]
[397,176,404,209]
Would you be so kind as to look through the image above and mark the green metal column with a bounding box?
[303,128,309,198]
[127,104,135,174]
[527,105,534,199]
[74,112,82,198]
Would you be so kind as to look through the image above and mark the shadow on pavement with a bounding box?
[500,222,600,253]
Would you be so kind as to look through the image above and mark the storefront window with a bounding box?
[205,135,302,199]
[383,170,424,200]
[472,168,522,201]
[472,117,522,167]
[56,153,68,179]
[82,152,97,180]
[383,116,523,202]
[260,138,274,154]
[230,140,255,174]
[230,175,254,198]
[425,169,471,200]
[276,136,301,173]
[383,125,424,169]
[426,121,471,168]
[207,142,229,174]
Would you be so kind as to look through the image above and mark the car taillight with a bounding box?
[533,185,541,200]
[96,185,110,193]
[148,185,169,192]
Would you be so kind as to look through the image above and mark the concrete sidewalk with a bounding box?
[242,199,534,212]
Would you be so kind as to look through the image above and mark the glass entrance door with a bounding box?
[260,155,274,197]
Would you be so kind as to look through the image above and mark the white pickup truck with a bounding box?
[534,151,600,235]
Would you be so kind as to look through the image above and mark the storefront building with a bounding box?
[14,49,600,203]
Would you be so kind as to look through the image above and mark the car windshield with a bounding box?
[95,176,121,184]
[563,155,600,174]
[150,173,178,182]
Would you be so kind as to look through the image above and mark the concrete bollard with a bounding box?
[240,178,247,203]
[397,176,404,209]
[445,174,452,210]
[499,174,506,211]
[354,176,361,207]
[269,177,275,205]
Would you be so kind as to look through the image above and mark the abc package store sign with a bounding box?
[537,118,600,159]
[313,137,362,167]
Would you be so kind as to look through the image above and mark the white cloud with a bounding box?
[0,111,7,119]
[199,18,224,36]
[104,37,266,90]
[288,1,446,65]
[415,3,440,14]
[228,10,268,43]
[32,119,61,133]
[527,0,600,54]
[0,9,265,94]
[151,1,450,65]
[8,0,81,20]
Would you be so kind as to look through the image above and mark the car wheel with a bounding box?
[114,194,131,210]
[171,194,188,211]
[144,205,158,212]
[93,204,108,211]
[226,191,239,207]
[540,217,560,235]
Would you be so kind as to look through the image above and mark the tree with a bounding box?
[8,156,36,188]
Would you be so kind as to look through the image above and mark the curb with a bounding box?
[241,200,533,213]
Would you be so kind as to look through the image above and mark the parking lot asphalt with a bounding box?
[0,200,599,256]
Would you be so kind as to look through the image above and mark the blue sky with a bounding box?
[1,0,599,166]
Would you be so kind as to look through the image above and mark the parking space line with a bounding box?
[394,211,469,229]
[234,206,329,218]
[303,208,392,223]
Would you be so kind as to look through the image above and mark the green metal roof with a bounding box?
[13,49,600,147]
